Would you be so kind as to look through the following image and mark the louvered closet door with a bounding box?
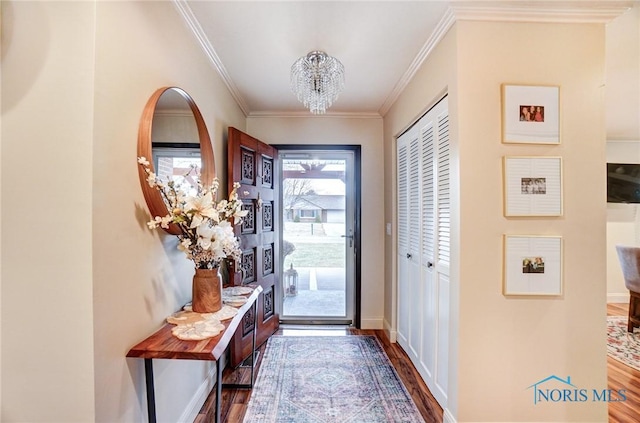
[419,118,436,383]
[434,104,450,406]
[407,128,422,362]
[396,96,450,410]
[396,124,421,358]
[396,136,410,349]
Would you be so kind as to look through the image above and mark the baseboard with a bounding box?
[360,317,383,329]
[383,318,397,343]
[178,364,217,423]
[608,293,630,303]
[443,408,456,423]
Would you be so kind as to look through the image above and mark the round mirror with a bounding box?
[137,87,215,235]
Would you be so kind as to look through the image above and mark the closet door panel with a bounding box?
[433,101,450,407]
[419,117,436,380]
[435,274,450,403]
[407,129,422,361]
[396,137,410,348]
[420,267,436,380]
[436,111,451,270]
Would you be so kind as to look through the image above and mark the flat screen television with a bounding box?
[607,163,640,203]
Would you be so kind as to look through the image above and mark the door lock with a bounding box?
[341,229,354,247]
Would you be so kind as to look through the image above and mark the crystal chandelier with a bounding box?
[290,51,345,114]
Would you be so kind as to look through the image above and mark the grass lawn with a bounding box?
[283,242,344,268]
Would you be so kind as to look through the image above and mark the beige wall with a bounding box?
[246,116,385,328]
[2,1,246,422]
[1,1,632,422]
[456,20,607,422]
[384,19,609,422]
[382,25,460,417]
[2,2,97,421]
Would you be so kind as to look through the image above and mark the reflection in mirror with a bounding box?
[137,87,215,235]
[152,89,202,197]
[152,145,201,197]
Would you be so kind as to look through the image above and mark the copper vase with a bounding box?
[192,268,223,313]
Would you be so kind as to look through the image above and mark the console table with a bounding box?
[127,285,262,423]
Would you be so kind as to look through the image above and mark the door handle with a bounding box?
[341,234,353,247]
[341,230,354,247]
[406,253,412,259]
[427,261,434,268]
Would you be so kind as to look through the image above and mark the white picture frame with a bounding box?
[502,84,560,144]
[503,156,563,217]
[503,235,563,296]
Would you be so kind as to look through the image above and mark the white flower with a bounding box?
[196,224,215,250]
[160,215,173,229]
[234,207,248,223]
[178,238,192,252]
[147,216,162,229]
[185,192,217,228]
[138,158,244,269]
[146,172,157,188]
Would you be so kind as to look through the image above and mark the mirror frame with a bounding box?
[137,87,216,235]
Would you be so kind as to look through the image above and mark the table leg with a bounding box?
[216,359,222,423]
[144,359,156,423]
[249,299,258,387]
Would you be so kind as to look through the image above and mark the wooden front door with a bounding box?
[228,127,279,367]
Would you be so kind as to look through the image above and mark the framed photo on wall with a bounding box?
[503,156,563,217]
[503,235,563,296]
[501,84,560,144]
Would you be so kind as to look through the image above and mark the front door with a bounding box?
[228,127,279,367]
[278,148,359,325]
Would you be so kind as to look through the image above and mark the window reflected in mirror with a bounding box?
[152,143,202,197]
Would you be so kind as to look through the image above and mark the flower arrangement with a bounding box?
[137,157,247,269]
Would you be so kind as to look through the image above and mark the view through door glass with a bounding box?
[279,151,354,324]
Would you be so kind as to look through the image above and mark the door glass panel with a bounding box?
[280,152,354,323]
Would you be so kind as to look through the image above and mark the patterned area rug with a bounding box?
[607,316,640,371]
[243,336,425,423]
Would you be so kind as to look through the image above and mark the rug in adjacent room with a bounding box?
[607,316,640,371]
[243,335,425,423]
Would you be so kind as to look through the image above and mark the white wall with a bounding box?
[2,1,246,422]
[247,116,385,328]
[605,5,640,140]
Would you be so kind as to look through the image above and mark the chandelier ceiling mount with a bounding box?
[290,50,345,114]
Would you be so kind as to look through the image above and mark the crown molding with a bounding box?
[247,111,382,119]
[450,1,633,23]
[378,7,457,116]
[172,0,250,117]
[174,0,632,118]
[379,1,632,116]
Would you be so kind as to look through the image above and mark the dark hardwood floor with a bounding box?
[196,306,639,422]
[195,327,444,423]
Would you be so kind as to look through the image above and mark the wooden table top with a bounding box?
[126,285,262,361]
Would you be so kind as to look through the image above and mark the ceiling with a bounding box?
[179,1,451,117]
[176,1,632,117]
